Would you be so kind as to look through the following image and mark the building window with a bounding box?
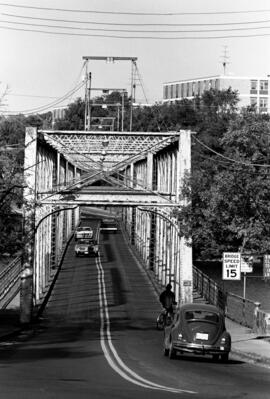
[181,83,184,98]
[164,86,168,99]
[172,84,176,99]
[192,82,196,96]
[250,97,257,109]
[250,80,258,94]
[169,85,173,99]
[175,83,179,98]
[259,97,268,112]
[260,80,268,94]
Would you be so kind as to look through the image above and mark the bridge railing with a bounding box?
[193,265,270,336]
[0,256,21,308]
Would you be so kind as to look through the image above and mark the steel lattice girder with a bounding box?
[40,130,179,172]
[38,190,178,207]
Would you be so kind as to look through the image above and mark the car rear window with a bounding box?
[77,239,91,244]
[185,310,219,323]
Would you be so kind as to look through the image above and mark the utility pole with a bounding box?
[84,60,92,131]
[121,91,126,132]
[84,68,92,131]
[221,46,230,75]
[130,60,136,132]
[84,61,88,130]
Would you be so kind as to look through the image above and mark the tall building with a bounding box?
[163,75,270,113]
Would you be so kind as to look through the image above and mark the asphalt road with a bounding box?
[0,218,269,399]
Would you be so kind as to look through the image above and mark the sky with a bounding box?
[0,0,270,114]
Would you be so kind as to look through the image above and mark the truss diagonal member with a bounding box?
[41,131,103,172]
[105,133,178,173]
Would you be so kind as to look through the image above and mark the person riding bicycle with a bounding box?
[159,283,177,316]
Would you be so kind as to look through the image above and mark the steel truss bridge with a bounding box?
[8,127,193,322]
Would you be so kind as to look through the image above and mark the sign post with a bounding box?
[240,255,253,299]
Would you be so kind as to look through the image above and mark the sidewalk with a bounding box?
[226,318,270,367]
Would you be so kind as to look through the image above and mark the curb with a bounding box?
[231,348,270,367]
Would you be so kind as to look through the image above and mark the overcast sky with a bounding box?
[0,0,270,114]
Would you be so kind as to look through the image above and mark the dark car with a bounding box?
[163,303,231,362]
[100,218,118,233]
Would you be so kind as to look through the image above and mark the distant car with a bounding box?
[163,303,231,362]
[74,239,99,257]
[100,218,118,233]
[75,226,93,241]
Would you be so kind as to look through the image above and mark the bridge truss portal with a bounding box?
[21,127,192,322]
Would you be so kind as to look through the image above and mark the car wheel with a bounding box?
[75,253,78,257]
[169,341,176,359]
[221,353,229,363]
[212,354,219,362]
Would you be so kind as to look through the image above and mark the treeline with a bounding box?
[1,88,270,260]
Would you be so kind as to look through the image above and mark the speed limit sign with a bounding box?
[222,252,241,280]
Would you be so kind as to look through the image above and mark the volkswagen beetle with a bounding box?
[163,303,231,362]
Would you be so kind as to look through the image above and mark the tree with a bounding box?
[0,117,26,255]
[178,112,270,259]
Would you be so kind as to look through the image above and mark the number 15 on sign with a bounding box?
[222,252,241,280]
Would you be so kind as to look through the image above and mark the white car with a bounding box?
[75,226,93,241]
[74,239,99,257]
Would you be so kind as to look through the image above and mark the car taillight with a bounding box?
[178,333,186,342]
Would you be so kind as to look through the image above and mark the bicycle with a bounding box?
[156,308,174,330]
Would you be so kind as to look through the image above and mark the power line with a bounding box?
[1,24,270,39]
[4,12,270,26]
[2,81,84,115]
[0,3,269,15]
[2,63,86,115]
[2,18,270,33]
[193,136,270,168]
[9,93,59,99]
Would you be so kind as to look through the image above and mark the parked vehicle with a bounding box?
[100,218,118,233]
[163,303,231,362]
[74,239,99,257]
[75,226,93,241]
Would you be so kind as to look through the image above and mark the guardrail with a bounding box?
[0,256,21,308]
[193,265,270,335]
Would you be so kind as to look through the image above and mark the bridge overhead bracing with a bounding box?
[21,127,192,320]
[40,129,180,172]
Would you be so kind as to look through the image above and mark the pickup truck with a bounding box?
[74,239,99,257]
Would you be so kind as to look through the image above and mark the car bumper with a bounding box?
[75,250,89,255]
[172,341,230,355]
